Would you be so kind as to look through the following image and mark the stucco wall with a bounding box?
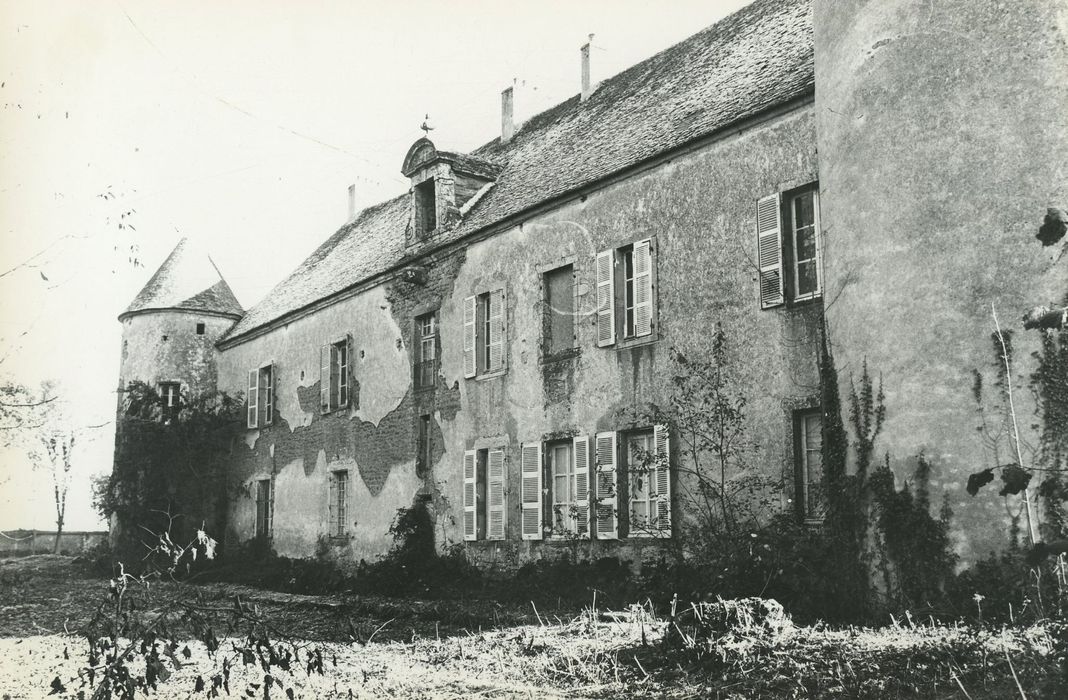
[118,311,234,397]
[218,104,822,569]
[814,0,1068,560]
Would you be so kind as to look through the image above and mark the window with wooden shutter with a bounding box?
[487,447,506,540]
[319,344,332,413]
[487,289,505,372]
[259,364,274,427]
[757,193,784,309]
[594,431,618,539]
[463,450,477,541]
[463,295,477,378]
[632,239,653,337]
[595,250,615,347]
[247,369,259,429]
[653,424,672,535]
[520,442,543,540]
[573,435,591,538]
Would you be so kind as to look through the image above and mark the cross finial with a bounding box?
[420,113,434,136]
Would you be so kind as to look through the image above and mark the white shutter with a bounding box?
[594,431,618,539]
[319,344,331,413]
[757,193,784,309]
[595,249,616,347]
[654,424,672,535]
[487,289,505,372]
[520,442,543,540]
[463,295,477,378]
[247,369,259,429]
[327,474,338,537]
[487,448,506,540]
[463,450,477,541]
[633,239,653,337]
[573,435,591,538]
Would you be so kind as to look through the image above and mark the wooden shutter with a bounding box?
[594,431,618,539]
[463,450,477,541]
[487,289,505,372]
[520,442,543,540]
[319,344,331,413]
[595,250,616,347]
[487,447,506,540]
[756,193,784,309]
[654,424,672,535]
[633,239,653,337]
[573,435,591,538]
[463,295,477,378]
[247,369,259,429]
[327,473,338,536]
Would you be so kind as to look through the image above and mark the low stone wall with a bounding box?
[0,530,107,556]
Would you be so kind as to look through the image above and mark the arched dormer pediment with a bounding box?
[401,138,438,178]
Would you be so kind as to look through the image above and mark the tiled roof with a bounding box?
[122,238,244,319]
[223,0,813,343]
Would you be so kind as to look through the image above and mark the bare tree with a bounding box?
[22,383,77,553]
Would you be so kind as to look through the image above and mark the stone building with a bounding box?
[116,0,1068,569]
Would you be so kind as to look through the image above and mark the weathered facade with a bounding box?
[115,0,1068,569]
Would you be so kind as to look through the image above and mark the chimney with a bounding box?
[501,86,515,143]
[581,40,594,101]
[347,184,356,222]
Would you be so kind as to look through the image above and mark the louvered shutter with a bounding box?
[595,250,616,347]
[463,450,477,541]
[319,344,331,413]
[487,289,505,372]
[633,239,653,337]
[463,295,477,378]
[247,369,259,429]
[757,193,784,309]
[327,474,338,536]
[573,435,591,538]
[520,442,543,540]
[487,448,506,540]
[654,424,672,535]
[594,431,618,539]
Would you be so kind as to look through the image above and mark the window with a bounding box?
[757,184,821,309]
[319,336,351,413]
[246,363,275,429]
[795,410,825,522]
[416,414,432,478]
[328,470,349,537]
[158,382,180,425]
[595,238,655,347]
[544,265,575,356]
[255,479,272,539]
[625,429,672,537]
[462,446,506,541]
[547,438,591,537]
[414,313,438,389]
[196,322,205,335]
[463,289,506,378]
[415,178,436,234]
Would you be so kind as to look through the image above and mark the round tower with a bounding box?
[116,237,243,408]
[813,0,1068,559]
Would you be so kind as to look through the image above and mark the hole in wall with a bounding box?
[161,334,168,341]
[196,322,205,335]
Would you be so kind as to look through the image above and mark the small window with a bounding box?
[158,382,180,425]
[415,178,436,235]
[463,290,506,378]
[255,479,272,539]
[595,238,655,347]
[544,265,575,356]
[196,322,206,335]
[462,446,506,541]
[414,313,438,389]
[320,337,351,413]
[328,470,349,537]
[795,410,825,522]
[247,364,275,429]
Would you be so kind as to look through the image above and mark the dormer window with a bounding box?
[415,178,437,234]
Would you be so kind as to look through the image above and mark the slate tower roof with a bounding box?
[120,238,244,320]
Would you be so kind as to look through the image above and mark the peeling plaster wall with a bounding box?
[216,104,822,570]
[815,0,1068,560]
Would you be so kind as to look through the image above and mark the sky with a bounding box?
[0,0,751,532]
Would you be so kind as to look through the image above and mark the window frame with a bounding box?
[254,478,272,539]
[542,264,577,360]
[414,312,438,390]
[328,470,349,538]
[247,363,275,429]
[158,382,180,425]
[623,427,672,538]
[794,409,826,524]
[784,186,822,304]
[595,236,657,349]
[320,336,352,414]
[414,177,437,235]
[464,288,507,379]
[758,183,822,310]
[463,444,507,541]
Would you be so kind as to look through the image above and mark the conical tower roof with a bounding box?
[120,238,243,320]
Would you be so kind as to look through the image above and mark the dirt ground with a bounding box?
[1,555,1064,699]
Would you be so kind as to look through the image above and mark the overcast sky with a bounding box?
[0,0,750,532]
